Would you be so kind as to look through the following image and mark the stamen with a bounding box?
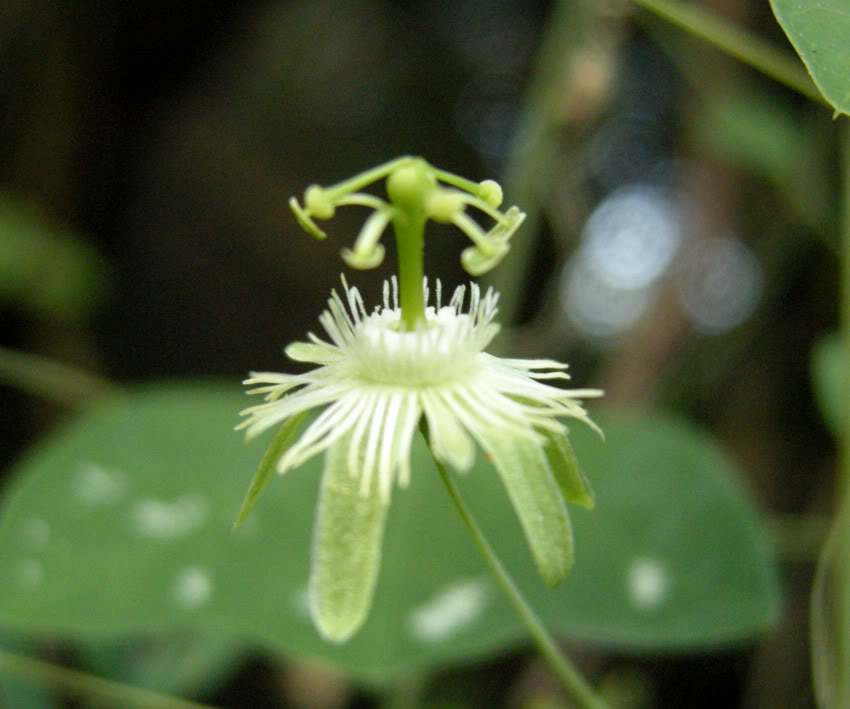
[452,212,490,252]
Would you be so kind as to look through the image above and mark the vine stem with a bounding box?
[835,122,850,709]
[487,0,602,326]
[426,443,608,709]
[0,346,116,407]
[631,0,827,107]
[0,649,216,708]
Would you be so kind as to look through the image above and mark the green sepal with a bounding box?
[541,429,595,509]
[288,197,327,240]
[309,436,389,643]
[481,434,573,587]
[233,411,308,529]
[488,205,525,242]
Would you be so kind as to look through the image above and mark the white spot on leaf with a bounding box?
[19,517,49,548]
[15,558,44,589]
[173,566,213,608]
[129,494,208,540]
[292,586,310,618]
[73,463,126,505]
[409,579,489,643]
[627,557,670,611]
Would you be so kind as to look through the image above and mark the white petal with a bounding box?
[395,392,422,488]
[360,394,389,497]
[240,384,349,439]
[278,393,369,473]
[285,341,344,364]
[377,392,403,501]
[309,436,389,643]
[421,390,474,471]
[478,432,573,587]
[348,390,378,479]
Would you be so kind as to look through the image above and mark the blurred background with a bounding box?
[0,0,843,706]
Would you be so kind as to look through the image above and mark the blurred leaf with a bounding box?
[692,90,837,235]
[0,195,110,321]
[0,346,116,408]
[770,0,850,117]
[0,635,59,709]
[0,384,779,682]
[694,90,800,184]
[811,332,843,435]
[76,633,244,701]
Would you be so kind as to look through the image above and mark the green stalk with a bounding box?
[632,0,827,107]
[835,121,850,709]
[393,213,426,330]
[428,449,607,709]
[0,346,116,407]
[0,649,215,708]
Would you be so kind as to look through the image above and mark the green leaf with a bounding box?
[480,433,573,587]
[811,332,843,435]
[0,384,779,683]
[693,89,801,185]
[233,411,307,529]
[770,0,850,117]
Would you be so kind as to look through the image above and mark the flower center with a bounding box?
[348,308,481,387]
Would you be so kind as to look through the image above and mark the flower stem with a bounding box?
[0,649,215,708]
[393,212,426,330]
[427,447,608,709]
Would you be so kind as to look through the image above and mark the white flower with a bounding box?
[238,276,600,497]
[237,275,602,642]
